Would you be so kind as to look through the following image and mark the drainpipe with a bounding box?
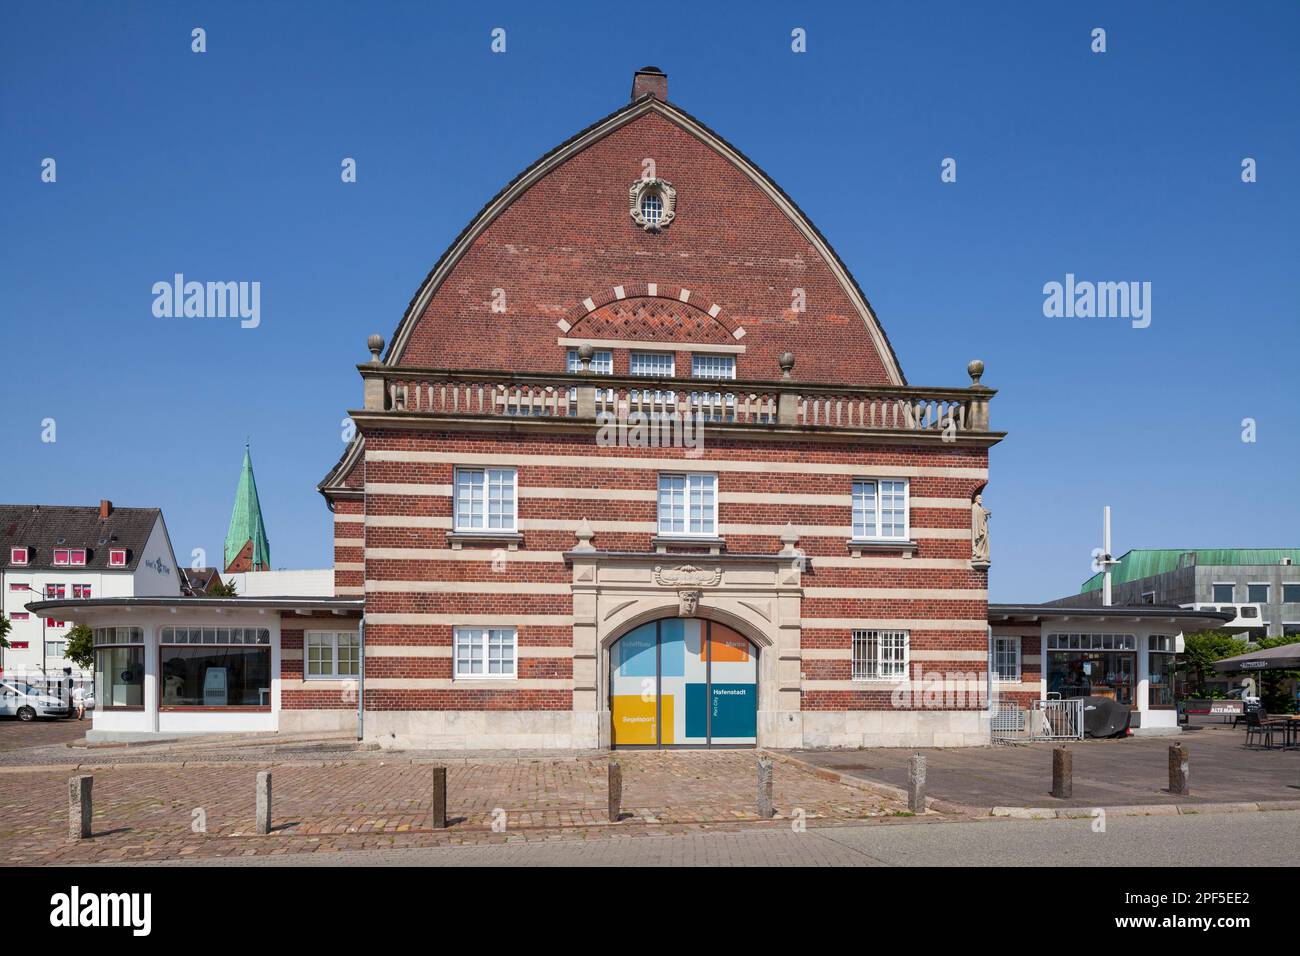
[356,617,365,742]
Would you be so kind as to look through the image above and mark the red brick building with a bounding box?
[314,67,1006,749]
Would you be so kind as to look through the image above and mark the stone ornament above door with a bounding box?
[654,564,723,588]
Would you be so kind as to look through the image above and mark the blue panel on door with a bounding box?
[659,618,685,677]
[617,623,657,677]
[710,684,757,738]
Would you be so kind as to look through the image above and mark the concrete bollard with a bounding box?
[757,756,775,818]
[255,770,272,835]
[907,753,926,813]
[607,759,622,823]
[1168,744,1189,796]
[431,766,448,828]
[1051,746,1073,799]
[68,775,92,841]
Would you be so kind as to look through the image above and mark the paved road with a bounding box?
[128,809,1300,867]
[795,720,1300,808]
[0,715,86,752]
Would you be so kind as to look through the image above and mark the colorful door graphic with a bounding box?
[610,618,757,747]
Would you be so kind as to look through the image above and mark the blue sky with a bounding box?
[2,1,1297,601]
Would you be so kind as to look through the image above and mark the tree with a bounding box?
[0,613,10,650]
[65,623,94,671]
[207,578,238,597]
[1180,631,1243,697]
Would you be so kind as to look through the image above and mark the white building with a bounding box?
[0,501,180,681]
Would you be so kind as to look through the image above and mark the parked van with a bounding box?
[0,681,70,721]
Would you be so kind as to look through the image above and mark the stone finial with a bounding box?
[778,352,796,380]
[577,343,595,371]
[967,359,985,387]
[367,334,385,364]
[779,522,800,553]
[574,517,596,551]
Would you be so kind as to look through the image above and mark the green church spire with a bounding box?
[224,443,271,572]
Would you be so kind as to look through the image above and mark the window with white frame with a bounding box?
[630,351,675,378]
[53,548,86,566]
[454,467,517,532]
[657,473,717,536]
[108,548,127,567]
[72,584,92,599]
[992,636,1021,681]
[566,349,613,374]
[453,627,517,678]
[1283,584,1300,604]
[306,631,360,679]
[1247,583,1270,604]
[851,479,909,540]
[1212,582,1235,603]
[852,629,909,681]
[691,354,736,380]
[9,547,28,566]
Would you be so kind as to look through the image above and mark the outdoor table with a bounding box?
[1262,715,1300,750]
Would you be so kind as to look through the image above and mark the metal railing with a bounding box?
[1030,698,1084,740]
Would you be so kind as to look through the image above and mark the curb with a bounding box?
[990,799,1300,819]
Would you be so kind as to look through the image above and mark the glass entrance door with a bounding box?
[609,618,757,747]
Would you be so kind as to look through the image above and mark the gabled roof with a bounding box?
[0,504,161,572]
[381,92,906,384]
[1080,549,1300,592]
[225,447,272,570]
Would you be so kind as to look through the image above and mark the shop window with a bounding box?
[160,629,272,708]
[95,645,144,709]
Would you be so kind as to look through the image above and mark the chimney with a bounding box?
[99,499,112,519]
[631,66,667,102]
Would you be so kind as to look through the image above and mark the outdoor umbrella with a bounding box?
[1212,643,1300,672]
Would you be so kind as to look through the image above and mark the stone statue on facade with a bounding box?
[678,589,701,617]
[971,493,991,567]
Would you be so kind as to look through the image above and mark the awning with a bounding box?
[1212,642,1300,672]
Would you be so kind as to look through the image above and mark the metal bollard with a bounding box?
[1168,744,1189,796]
[68,775,92,841]
[1051,746,1073,799]
[431,766,448,828]
[607,759,622,823]
[256,770,272,835]
[757,756,775,818]
[907,753,927,813]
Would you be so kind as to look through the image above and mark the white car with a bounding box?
[0,681,70,721]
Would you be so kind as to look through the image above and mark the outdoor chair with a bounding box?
[1242,709,1278,750]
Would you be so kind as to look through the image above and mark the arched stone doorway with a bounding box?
[608,617,758,748]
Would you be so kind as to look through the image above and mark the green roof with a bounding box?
[224,446,271,571]
[1082,549,1300,592]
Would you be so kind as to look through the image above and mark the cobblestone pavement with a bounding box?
[137,809,1300,867]
[0,716,86,752]
[0,751,924,864]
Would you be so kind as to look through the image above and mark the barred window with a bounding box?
[640,193,664,226]
[691,354,736,380]
[992,636,1020,681]
[852,629,909,681]
[851,478,909,539]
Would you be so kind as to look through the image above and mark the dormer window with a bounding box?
[108,548,127,567]
[53,548,86,567]
[9,547,28,566]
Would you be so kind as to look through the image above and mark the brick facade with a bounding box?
[312,69,1003,749]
